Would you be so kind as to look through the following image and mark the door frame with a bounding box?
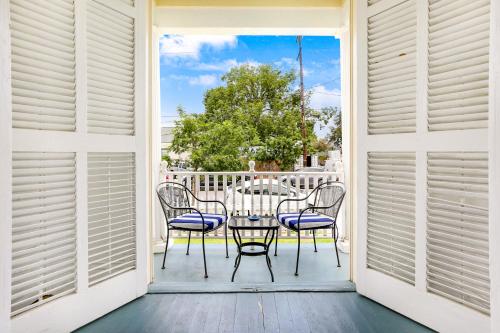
[149,3,355,283]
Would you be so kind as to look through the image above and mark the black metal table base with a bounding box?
[231,229,276,282]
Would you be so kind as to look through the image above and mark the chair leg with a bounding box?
[225,223,229,258]
[313,230,318,252]
[274,230,279,256]
[333,224,341,267]
[186,231,191,255]
[295,231,301,276]
[161,227,169,269]
[202,232,208,278]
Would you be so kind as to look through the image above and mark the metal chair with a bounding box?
[275,181,345,276]
[156,181,229,278]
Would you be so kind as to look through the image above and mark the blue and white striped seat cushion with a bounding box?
[277,213,335,229]
[169,213,226,230]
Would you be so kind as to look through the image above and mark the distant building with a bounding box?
[161,127,174,158]
[162,126,190,162]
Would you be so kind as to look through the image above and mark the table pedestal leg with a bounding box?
[231,229,242,282]
[265,229,275,282]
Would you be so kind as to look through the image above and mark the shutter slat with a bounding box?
[11,152,77,316]
[427,152,490,314]
[10,0,76,132]
[367,0,416,135]
[87,1,135,136]
[427,0,490,131]
[87,153,136,286]
[367,152,416,284]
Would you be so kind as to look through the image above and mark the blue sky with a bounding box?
[159,35,341,137]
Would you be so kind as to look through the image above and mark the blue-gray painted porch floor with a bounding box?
[75,292,434,333]
[150,242,353,292]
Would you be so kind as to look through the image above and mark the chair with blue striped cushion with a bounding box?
[275,181,345,276]
[157,181,229,278]
[277,212,335,230]
[170,213,227,230]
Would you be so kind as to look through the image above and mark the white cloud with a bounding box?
[310,85,341,110]
[160,35,237,59]
[188,74,218,86]
[274,57,294,67]
[194,59,262,72]
[167,73,218,86]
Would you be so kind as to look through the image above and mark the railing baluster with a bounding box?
[232,174,236,217]
[195,174,200,211]
[259,175,263,217]
[213,174,218,237]
[205,173,209,213]
[286,175,291,213]
[268,174,272,217]
[187,174,192,206]
[214,174,218,215]
[222,174,227,212]
[304,174,309,200]
[294,174,299,213]
[241,173,245,217]
[259,175,263,237]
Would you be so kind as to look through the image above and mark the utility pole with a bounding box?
[297,36,307,167]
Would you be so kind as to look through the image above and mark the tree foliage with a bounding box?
[170,64,333,171]
[327,107,342,150]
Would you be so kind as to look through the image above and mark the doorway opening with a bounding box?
[150,32,352,292]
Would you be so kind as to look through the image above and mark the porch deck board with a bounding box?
[152,242,349,291]
[74,293,433,333]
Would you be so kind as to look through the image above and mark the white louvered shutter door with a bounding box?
[367,152,416,285]
[427,0,490,131]
[10,0,76,131]
[11,152,77,316]
[6,0,147,331]
[427,152,489,314]
[87,0,135,135]
[367,0,416,134]
[87,153,136,286]
[357,0,493,331]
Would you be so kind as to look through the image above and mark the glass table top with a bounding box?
[228,215,279,230]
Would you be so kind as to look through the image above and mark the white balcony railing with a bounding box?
[156,171,345,241]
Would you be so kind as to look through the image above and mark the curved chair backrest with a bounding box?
[312,181,346,221]
[156,182,191,220]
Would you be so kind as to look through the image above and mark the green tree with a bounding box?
[170,64,325,171]
[327,107,342,150]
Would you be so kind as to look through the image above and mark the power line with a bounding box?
[305,75,341,90]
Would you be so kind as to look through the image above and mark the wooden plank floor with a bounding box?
[74,293,433,333]
[151,243,350,292]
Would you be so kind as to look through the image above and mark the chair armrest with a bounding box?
[183,186,228,218]
[199,199,227,218]
[165,207,207,232]
[275,189,317,216]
